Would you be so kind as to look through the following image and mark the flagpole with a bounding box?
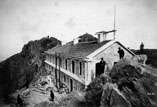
[114,6,116,39]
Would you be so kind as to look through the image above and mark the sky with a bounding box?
[0,0,157,61]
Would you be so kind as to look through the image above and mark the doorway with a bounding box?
[72,61,75,73]
[55,69,57,81]
[70,79,73,91]
[96,62,100,77]
[95,62,105,77]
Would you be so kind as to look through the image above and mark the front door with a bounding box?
[96,62,100,77]
[96,62,105,77]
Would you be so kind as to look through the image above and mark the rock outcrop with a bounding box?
[85,58,157,107]
[132,49,157,68]
[131,54,147,65]
[0,36,61,102]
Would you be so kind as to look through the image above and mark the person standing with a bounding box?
[26,79,29,88]
[16,94,23,107]
[50,90,54,101]
[140,42,144,54]
[118,47,125,59]
[100,58,106,74]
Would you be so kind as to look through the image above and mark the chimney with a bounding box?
[96,30,116,43]
[97,33,107,43]
[73,37,80,45]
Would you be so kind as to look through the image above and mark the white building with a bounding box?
[45,33,134,91]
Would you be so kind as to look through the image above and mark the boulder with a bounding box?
[85,58,157,107]
[110,59,157,107]
[100,82,131,107]
[131,54,147,65]
[85,74,111,106]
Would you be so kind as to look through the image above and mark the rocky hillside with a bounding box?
[0,36,61,102]
[132,49,157,68]
[0,33,98,104]
[8,57,157,107]
[85,58,157,107]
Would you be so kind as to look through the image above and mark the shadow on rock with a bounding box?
[85,58,157,107]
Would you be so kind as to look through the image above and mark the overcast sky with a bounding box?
[0,0,157,61]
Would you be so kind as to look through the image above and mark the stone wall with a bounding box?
[94,42,133,67]
[86,42,134,83]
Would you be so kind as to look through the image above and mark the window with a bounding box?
[65,59,68,70]
[53,56,55,64]
[49,64,50,70]
[55,56,57,65]
[62,58,64,68]
[63,74,66,82]
[72,60,75,73]
[47,55,49,61]
[52,56,54,64]
[60,58,62,67]
[50,55,51,62]
[46,55,48,61]
[48,64,49,69]
[77,83,80,91]
[45,63,47,69]
[51,55,52,63]
[48,54,50,61]
[79,62,82,75]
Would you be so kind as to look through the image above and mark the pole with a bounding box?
[58,53,61,89]
[114,6,116,39]
[55,52,58,89]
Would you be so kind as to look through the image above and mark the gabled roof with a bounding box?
[46,40,135,60]
[87,40,135,59]
[45,40,111,59]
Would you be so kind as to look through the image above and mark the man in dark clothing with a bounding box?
[140,42,144,54]
[50,90,54,101]
[16,94,23,107]
[118,47,125,59]
[99,58,106,74]
[26,79,29,88]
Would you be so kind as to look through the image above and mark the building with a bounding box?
[45,33,134,91]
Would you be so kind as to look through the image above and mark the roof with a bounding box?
[86,40,135,59]
[45,40,111,59]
